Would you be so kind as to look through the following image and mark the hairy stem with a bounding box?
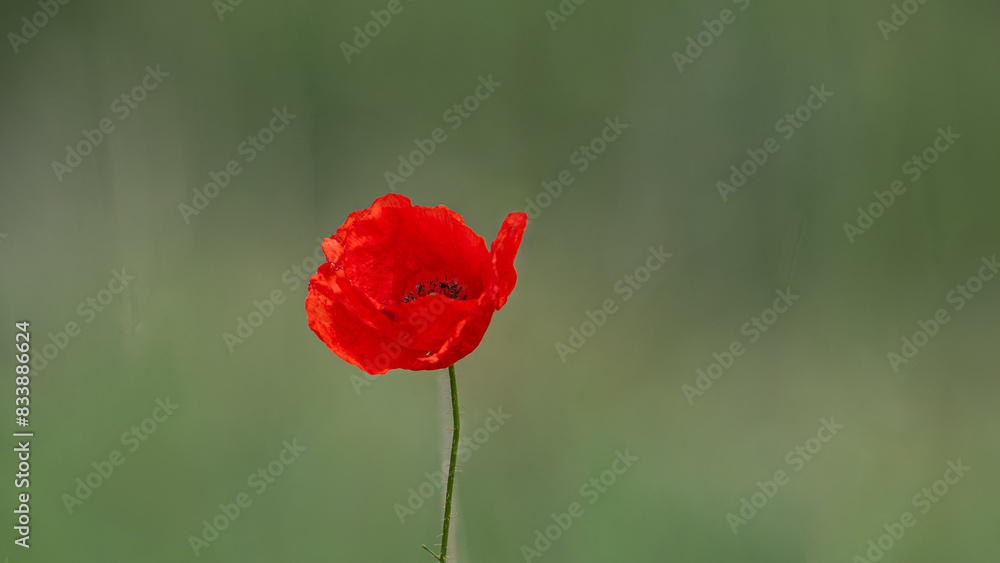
[422,364,461,562]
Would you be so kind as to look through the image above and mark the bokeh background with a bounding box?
[2,0,999,561]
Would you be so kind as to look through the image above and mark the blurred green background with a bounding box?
[2,0,999,561]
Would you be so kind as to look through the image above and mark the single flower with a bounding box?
[306,194,527,374]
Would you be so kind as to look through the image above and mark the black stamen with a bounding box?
[402,277,467,303]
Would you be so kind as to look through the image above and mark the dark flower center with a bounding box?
[402,278,467,303]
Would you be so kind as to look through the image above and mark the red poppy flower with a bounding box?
[306,194,527,375]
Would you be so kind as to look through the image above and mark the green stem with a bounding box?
[421,544,440,560]
[422,364,461,562]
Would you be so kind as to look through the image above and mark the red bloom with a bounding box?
[306,194,527,375]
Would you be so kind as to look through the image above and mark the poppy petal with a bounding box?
[342,204,490,306]
[322,194,413,265]
[306,196,526,374]
[490,212,527,310]
[306,263,425,374]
